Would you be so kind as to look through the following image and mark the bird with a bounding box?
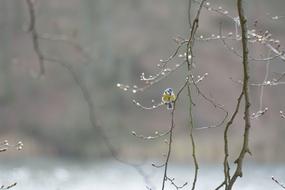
[162,88,176,110]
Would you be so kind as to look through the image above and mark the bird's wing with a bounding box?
[170,94,176,102]
[162,94,171,103]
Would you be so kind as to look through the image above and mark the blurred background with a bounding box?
[0,0,285,189]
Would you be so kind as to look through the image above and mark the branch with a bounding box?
[189,74,228,130]
[0,183,17,190]
[217,91,244,190]
[188,0,192,28]
[227,1,252,189]
[0,140,23,152]
[43,57,119,158]
[272,176,285,189]
[197,0,285,64]
[185,1,206,189]
[215,1,252,189]
[38,34,95,64]
[258,50,271,111]
[25,0,45,76]
[165,176,188,190]
[161,80,188,190]
[23,1,154,188]
[186,84,199,190]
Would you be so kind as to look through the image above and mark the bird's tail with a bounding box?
[167,102,173,110]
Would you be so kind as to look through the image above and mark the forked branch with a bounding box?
[227,0,252,189]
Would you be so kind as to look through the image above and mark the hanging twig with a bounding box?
[161,80,188,190]
[185,1,206,189]
[188,0,192,28]
[25,0,45,76]
[24,1,154,189]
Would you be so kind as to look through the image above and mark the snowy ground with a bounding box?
[0,159,283,190]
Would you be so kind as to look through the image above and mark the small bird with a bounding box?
[162,88,176,110]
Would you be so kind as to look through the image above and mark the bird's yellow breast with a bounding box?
[162,93,176,103]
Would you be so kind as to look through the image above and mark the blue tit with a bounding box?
[162,88,176,110]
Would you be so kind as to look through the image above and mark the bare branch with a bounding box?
[188,0,192,28]
[117,60,186,94]
[0,140,23,152]
[259,50,271,111]
[25,0,45,76]
[38,33,95,64]
[131,129,171,141]
[23,2,155,188]
[0,183,17,190]
[166,176,188,190]
[161,80,188,190]
[185,1,206,189]
[272,176,285,189]
[227,1,252,189]
[189,74,228,130]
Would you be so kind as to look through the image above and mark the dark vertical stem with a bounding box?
[161,108,175,190]
[187,85,199,190]
[161,82,188,190]
[222,91,243,189]
[227,0,251,189]
[185,1,205,189]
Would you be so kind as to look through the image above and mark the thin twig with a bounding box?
[24,1,153,188]
[189,75,228,130]
[272,176,285,189]
[259,49,271,111]
[161,80,188,190]
[196,0,285,64]
[188,0,192,28]
[166,176,188,190]
[186,85,199,190]
[220,91,244,190]
[0,183,17,190]
[185,1,206,189]
[38,34,95,64]
[219,24,280,62]
[25,0,45,76]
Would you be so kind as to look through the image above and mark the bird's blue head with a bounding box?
[165,88,173,94]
